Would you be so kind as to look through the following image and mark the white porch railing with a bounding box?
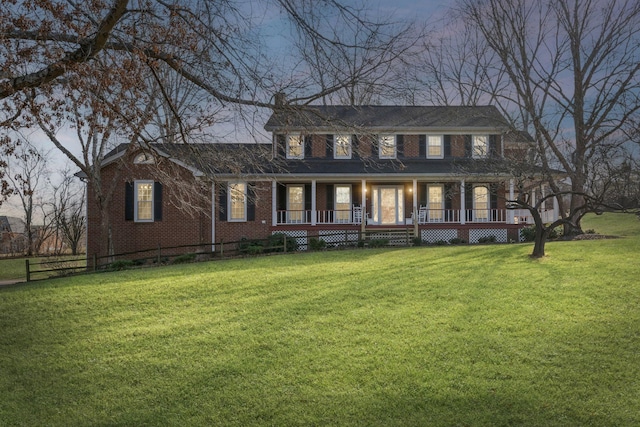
[275,210,313,225]
[513,209,556,224]
[276,208,556,226]
[315,209,354,224]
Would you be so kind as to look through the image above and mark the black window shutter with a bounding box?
[304,184,312,211]
[465,184,473,221]
[219,184,227,221]
[444,135,451,157]
[396,135,404,158]
[444,183,453,211]
[153,182,163,221]
[490,184,498,221]
[419,135,426,157]
[418,184,427,207]
[352,183,362,207]
[326,184,334,210]
[352,135,359,159]
[247,183,255,221]
[277,135,286,158]
[304,135,312,158]
[277,184,287,211]
[326,135,333,158]
[489,135,498,157]
[125,182,134,221]
[464,135,472,157]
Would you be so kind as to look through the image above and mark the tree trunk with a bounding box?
[531,227,548,258]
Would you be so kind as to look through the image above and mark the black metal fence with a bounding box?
[22,229,415,282]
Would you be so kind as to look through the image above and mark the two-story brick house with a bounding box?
[85,105,557,261]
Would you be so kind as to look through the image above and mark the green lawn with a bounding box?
[1,213,639,426]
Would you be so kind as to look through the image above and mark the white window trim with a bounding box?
[473,184,490,221]
[426,135,444,159]
[227,182,247,222]
[334,184,352,223]
[378,135,396,159]
[134,180,154,223]
[286,135,304,159]
[334,134,352,159]
[287,184,305,223]
[472,135,489,159]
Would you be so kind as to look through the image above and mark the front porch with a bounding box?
[271,179,558,227]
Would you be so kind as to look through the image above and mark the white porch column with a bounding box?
[271,181,277,226]
[540,185,546,222]
[361,179,367,233]
[311,180,317,226]
[508,179,515,224]
[211,182,216,252]
[553,195,559,222]
[460,180,466,225]
[412,179,418,212]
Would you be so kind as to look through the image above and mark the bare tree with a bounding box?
[5,138,50,256]
[455,0,640,235]
[289,2,425,106]
[49,170,86,255]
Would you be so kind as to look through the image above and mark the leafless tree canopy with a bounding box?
[432,0,640,234]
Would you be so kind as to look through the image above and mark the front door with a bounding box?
[372,186,404,225]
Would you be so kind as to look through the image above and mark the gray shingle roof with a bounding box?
[264,105,509,132]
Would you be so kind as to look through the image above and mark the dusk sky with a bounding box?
[1,0,456,217]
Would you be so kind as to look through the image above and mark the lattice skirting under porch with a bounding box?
[421,229,458,243]
[317,230,360,247]
[469,229,508,243]
[274,230,307,250]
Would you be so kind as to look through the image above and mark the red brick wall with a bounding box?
[86,154,212,262]
[311,134,327,158]
[403,135,419,158]
[451,135,466,157]
[214,181,272,244]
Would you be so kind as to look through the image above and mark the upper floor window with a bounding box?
[378,135,396,159]
[427,135,444,159]
[473,135,489,158]
[334,135,352,159]
[286,135,304,159]
[228,182,247,222]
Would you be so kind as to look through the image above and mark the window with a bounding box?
[287,135,304,159]
[427,185,444,221]
[125,181,162,222]
[287,185,304,223]
[334,135,352,159]
[133,152,154,164]
[335,185,352,223]
[135,181,154,222]
[427,135,443,158]
[379,135,396,159]
[473,135,488,158]
[228,182,247,222]
[474,185,489,221]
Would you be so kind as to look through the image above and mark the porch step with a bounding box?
[364,228,415,246]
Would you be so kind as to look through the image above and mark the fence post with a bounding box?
[344,230,348,247]
[93,253,97,272]
[220,240,224,257]
[406,228,410,246]
[25,259,30,282]
[157,244,161,264]
[283,235,287,252]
